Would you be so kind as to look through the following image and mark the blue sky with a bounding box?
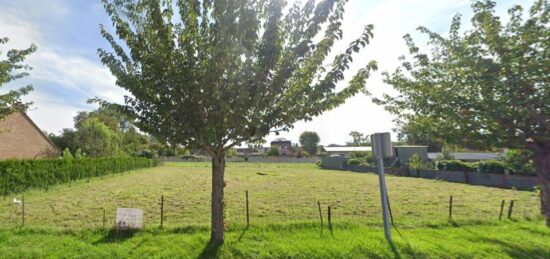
[0,0,533,145]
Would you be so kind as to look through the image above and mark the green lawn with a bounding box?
[0,162,548,258]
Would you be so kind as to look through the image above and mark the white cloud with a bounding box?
[0,0,126,133]
[0,0,535,145]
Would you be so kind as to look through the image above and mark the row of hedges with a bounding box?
[0,157,159,196]
[435,160,520,174]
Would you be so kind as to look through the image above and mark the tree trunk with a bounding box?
[210,152,226,245]
[532,142,550,227]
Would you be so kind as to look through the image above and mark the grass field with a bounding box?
[0,162,548,258]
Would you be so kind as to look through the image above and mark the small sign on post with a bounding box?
[116,208,143,230]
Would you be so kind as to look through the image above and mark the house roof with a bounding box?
[20,112,60,152]
[271,137,291,143]
[323,146,372,152]
[428,152,502,161]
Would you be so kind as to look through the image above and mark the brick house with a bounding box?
[270,137,292,155]
[0,112,61,159]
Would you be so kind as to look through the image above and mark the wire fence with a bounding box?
[1,190,543,230]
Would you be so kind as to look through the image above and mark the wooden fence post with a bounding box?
[507,200,515,219]
[317,201,323,228]
[384,188,395,225]
[21,195,25,227]
[541,191,545,215]
[499,200,505,220]
[327,206,332,233]
[449,195,453,220]
[246,190,250,227]
[160,195,164,228]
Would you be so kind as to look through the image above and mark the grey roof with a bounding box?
[271,137,291,143]
[323,146,372,152]
[428,152,502,161]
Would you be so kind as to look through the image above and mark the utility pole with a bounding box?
[371,132,393,244]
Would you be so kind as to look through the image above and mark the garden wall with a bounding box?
[332,164,539,191]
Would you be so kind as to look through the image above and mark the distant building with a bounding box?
[0,112,60,159]
[321,145,429,163]
[321,146,372,158]
[270,138,292,155]
[427,152,502,162]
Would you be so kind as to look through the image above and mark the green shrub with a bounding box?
[62,148,74,160]
[409,153,433,170]
[435,160,476,172]
[0,157,158,196]
[226,148,238,158]
[504,149,535,175]
[267,147,280,157]
[350,151,376,164]
[476,160,507,174]
[346,158,361,165]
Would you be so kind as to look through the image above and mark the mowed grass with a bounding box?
[0,162,541,229]
[0,162,548,258]
[1,220,549,258]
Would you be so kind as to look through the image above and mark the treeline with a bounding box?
[0,157,158,196]
[47,106,187,158]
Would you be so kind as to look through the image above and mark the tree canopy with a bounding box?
[0,37,35,118]
[299,131,320,154]
[49,106,180,158]
[347,131,369,146]
[99,0,376,244]
[375,0,550,226]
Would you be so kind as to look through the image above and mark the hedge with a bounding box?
[0,157,159,196]
[435,160,476,172]
[476,160,508,174]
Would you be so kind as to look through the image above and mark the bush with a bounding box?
[0,157,158,196]
[346,158,361,165]
[226,148,238,158]
[409,153,433,170]
[435,160,475,172]
[268,147,280,156]
[62,148,74,160]
[295,147,304,158]
[504,149,535,175]
[476,160,507,174]
[350,151,376,165]
[136,150,158,159]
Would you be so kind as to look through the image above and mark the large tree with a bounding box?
[299,131,320,154]
[99,0,376,244]
[0,37,35,118]
[375,0,550,225]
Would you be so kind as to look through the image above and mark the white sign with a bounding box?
[116,208,143,230]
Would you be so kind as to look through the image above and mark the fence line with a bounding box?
[2,191,543,230]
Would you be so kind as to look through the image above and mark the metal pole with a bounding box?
[377,157,392,243]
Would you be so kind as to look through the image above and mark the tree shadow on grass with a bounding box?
[197,241,222,259]
[93,228,139,244]
[467,235,550,258]
[169,225,209,235]
[237,226,249,242]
